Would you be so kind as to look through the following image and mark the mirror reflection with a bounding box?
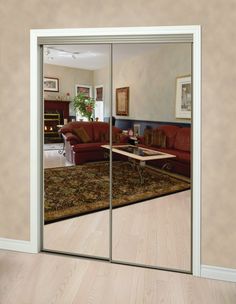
[43,44,111,258]
[42,41,192,272]
[112,43,192,271]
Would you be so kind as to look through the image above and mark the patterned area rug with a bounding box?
[44,161,190,224]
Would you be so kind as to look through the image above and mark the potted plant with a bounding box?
[73,92,95,121]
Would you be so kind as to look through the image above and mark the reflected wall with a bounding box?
[112,43,192,271]
[43,44,112,259]
[42,41,192,272]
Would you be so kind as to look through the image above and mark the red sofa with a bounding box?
[60,122,190,176]
[139,125,191,177]
[60,121,126,165]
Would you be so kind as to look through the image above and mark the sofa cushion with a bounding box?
[175,150,191,163]
[174,128,191,152]
[100,131,109,142]
[98,127,121,143]
[143,128,153,146]
[64,132,82,145]
[61,122,94,140]
[151,129,166,148]
[73,127,91,143]
[73,143,103,152]
[93,122,109,142]
[112,127,122,143]
[117,134,129,144]
[159,125,180,148]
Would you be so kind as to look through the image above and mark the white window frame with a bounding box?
[94,85,104,121]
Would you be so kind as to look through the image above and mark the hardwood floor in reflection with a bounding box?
[44,149,73,168]
[44,210,110,258]
[112,190,191,270]
[44,150,191,271]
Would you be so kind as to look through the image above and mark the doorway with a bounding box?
[30,26,201,275]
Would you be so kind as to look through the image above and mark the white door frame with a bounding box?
[28,26,201,275]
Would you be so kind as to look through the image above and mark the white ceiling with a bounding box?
[44,44,164,70]
[44,45,110,70]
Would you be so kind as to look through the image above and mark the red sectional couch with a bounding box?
[60,121,191,177]
[139,125,191,177]
[60,121,126,165]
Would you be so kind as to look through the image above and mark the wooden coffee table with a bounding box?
[101,144,176,184]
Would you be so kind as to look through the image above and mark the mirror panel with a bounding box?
[42,41,192,271]
[43,44,111,258]
[111,43,192,271]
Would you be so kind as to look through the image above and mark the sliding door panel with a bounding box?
[111,43,192,271]
[43,44,111,259]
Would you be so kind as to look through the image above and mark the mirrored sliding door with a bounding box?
[41,39,193,272]
[111,43,192,271]
[43,44,112,259]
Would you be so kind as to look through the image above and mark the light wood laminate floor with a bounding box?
[44,150,191,271]
[0,250,236,304]
[44,150,73,168]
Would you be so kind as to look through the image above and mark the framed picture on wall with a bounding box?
[75,85,92,97]
[44,77,59,92]
[116,87,129,116]
[175,75,191,119]
[95,85,103,101]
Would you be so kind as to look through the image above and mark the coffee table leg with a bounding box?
[128,158,136,170]
[137,161,145,184]
[103,150,110,160]
[128,158,145,184]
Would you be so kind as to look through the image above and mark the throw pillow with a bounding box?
[73,127,91,143]
[144,128,153,146]
[100,131,109,142]
[112,130,121,143]
[151,129,166,148]
[100,131,120,143]
[174,128,191,151]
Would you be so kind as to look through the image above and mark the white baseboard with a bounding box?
[201,265,236,283]
[0,238,34,253]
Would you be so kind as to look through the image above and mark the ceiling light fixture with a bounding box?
[45,48,50,56]
[47,47,80,58]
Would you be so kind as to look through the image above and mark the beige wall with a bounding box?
[44,64,93,115]
[1,0,236,269]
[113,43,191,122]
[44,64,111,117]
[94,44,191,121]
